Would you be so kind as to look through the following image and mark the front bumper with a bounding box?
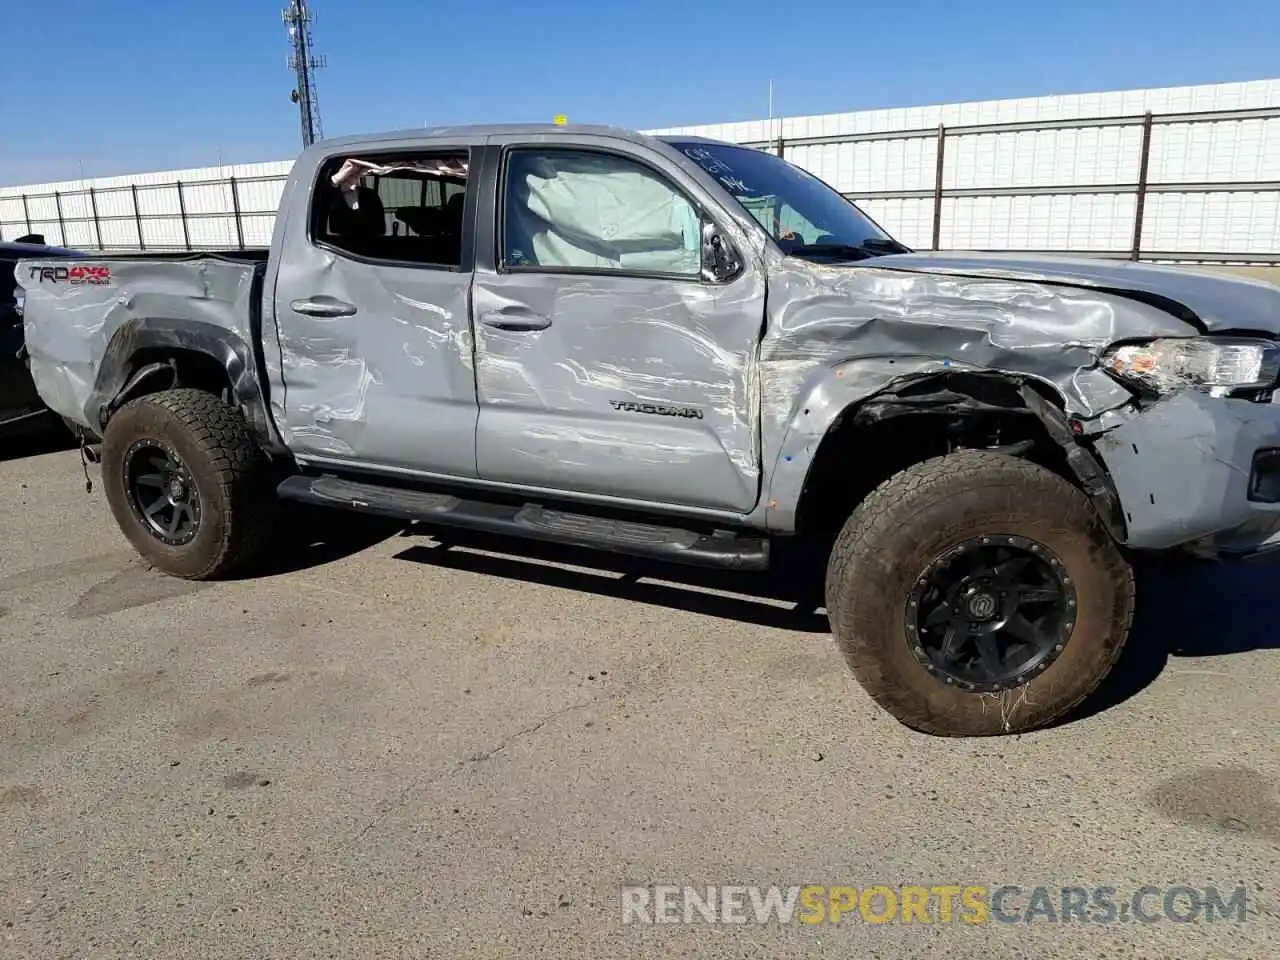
[1094,391,1280,556]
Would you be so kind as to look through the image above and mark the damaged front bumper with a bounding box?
[1094,391,1280,557]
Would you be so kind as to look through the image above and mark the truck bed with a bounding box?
[18,253,266,433]
[92,249,271,263]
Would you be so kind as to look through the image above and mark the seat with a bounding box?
[326,185,386,257]
[394,206,440,236]
[444,191,465,232]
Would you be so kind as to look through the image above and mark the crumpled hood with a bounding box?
[867,251,1280,336]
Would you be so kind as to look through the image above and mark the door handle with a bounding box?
[479,310,551,331]
[291,296,358,318]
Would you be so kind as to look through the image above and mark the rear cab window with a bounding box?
[311,152,471,268]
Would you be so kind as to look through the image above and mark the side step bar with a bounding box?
[277,474,770,571]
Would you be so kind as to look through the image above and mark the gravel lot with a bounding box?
[1,437,1277,959]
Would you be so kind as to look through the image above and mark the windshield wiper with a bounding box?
[785,238,910,261]
[785,243,876,261]
[857,237,910,254]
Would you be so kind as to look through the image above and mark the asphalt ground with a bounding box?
[1,434,1277,959]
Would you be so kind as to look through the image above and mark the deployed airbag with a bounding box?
[508,152,700,274]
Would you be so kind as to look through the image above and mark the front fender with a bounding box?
[763,356,977,530]
[762,358,1131,534]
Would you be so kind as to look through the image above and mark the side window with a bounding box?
[502,149,701,277]
[313,152,469,267]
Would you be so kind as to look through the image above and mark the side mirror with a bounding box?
[700,221,741,283]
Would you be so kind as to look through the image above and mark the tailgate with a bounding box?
[17,256,261,431]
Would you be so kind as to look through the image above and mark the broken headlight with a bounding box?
[1103,337,1280,395]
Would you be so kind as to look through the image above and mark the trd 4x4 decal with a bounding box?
[28,265,112,285]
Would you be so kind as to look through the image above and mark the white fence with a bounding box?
[0,160,293,252]
[3,79,1280,262]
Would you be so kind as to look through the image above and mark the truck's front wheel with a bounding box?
[101,389,274,580]
[825,450,1134,736]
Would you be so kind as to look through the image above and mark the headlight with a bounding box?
[1103,337,1280,395]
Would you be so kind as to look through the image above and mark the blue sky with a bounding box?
[3,0,1279,186]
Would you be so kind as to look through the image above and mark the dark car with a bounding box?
[1,235,81,438]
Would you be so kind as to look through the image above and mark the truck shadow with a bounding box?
[0,427,77,463]
[391,525,831,633]
[236,504,408,579]
[252,510,1276,720]
[1057,553,1280,725]
[391,526,1280,716]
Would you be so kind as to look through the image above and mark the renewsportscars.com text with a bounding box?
[621,884,1249,925]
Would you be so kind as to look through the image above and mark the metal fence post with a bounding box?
[229,176,245,250]
[775,136,785,159]
[176,180,192,251]
[931,123,947,250]
[20,194,32,235]
[131,184,146,250]
[1131,111,1154,261]
[88,187,103,251]
[53,191,67,247]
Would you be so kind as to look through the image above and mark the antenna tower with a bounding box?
[283,0,326,146]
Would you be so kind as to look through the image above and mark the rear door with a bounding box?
[270,146,480,477]
[470,136,767,514]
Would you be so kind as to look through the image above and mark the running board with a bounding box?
[276,475,770,571]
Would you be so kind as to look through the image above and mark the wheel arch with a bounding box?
[779,369,1127,544]
[88,317,285,454]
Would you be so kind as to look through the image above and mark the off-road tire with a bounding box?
[101,389,274,580]
[825,450,1134,736]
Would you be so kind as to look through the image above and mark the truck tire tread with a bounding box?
[101,388,274,580]
[824,449,1134,736]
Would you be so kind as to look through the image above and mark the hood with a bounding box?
[866,251,1280,336]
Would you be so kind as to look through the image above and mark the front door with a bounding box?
[472,142,766,514]
[270,147,479,477]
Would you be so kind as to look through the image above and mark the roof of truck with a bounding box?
[310,123,727,152]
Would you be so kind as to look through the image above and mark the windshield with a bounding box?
[670,141,907,261]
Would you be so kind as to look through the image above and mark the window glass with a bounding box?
[504,149,701,276]
[314,152,469,266]
[673,141,905,261]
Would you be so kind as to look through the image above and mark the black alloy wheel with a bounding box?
[101,389,275,579]
[907,535,1075,692]
[123,439,202,545]
[825,451,1135,736]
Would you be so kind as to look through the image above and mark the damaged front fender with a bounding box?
[770,367,1130,540]
[755,254,1212,534]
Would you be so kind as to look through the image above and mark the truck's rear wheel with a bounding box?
[825,450,1134,736]
[101,389,274,580]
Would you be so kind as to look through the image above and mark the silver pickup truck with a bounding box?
[18,123,1280,736]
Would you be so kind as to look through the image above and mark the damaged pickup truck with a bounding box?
[18,123,1280,736]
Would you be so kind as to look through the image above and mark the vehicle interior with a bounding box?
[314,155,468,267]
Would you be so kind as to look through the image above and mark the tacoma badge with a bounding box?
[609,400,704,420]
